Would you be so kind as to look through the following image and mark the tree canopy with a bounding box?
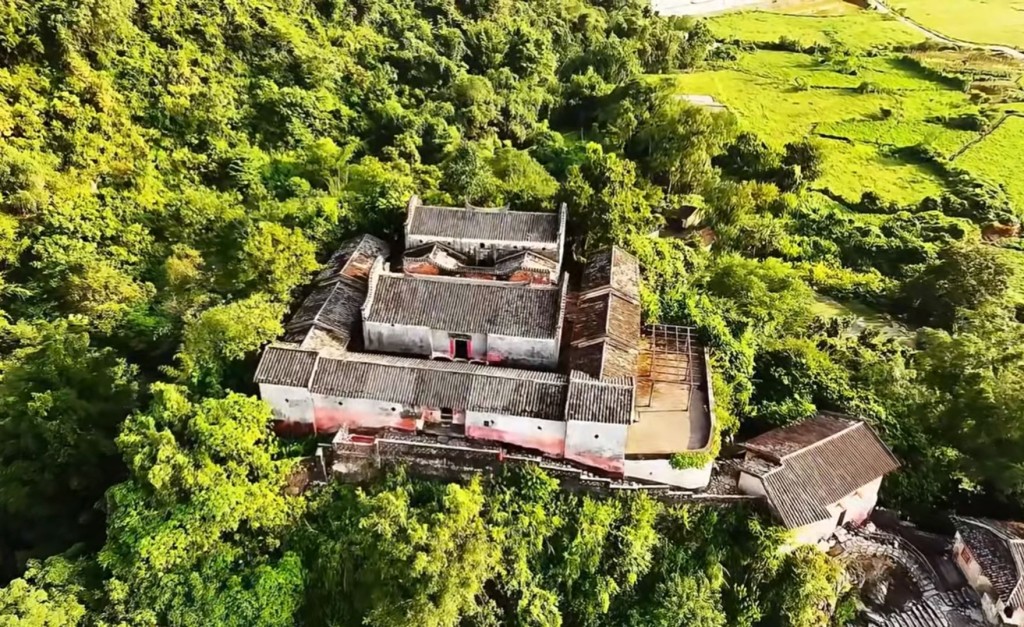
[1,0,1023,623]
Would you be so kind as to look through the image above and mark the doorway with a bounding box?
[453,336,470,360]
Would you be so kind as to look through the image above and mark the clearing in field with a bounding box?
[761,0,861,15]
[890,0,1024,50]
[955,115,1024,208]
[708,8,925,51]
[660,50,977,204]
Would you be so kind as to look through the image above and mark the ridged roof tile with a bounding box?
[364,273,563,339]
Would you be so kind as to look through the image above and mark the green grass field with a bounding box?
[890,0,1024,50]
[708,9,926,51]
[661,49,979,203]
[956,115,1024,207]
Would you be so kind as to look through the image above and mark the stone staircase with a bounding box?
[842,526,986,627]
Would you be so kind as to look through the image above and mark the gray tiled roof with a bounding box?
[580,246,641,300]
[741,414,900,528]
[285,234,388,350]
[565,371,635,424]
[364,273,564,339]
[743,412,853,461]
[953,516,1024,609]
[407,204,560,243]
[309,352,567,421]
[254,346,318,387]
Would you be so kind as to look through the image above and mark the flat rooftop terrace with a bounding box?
[626,325,712,455]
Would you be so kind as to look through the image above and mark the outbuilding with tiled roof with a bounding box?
[952,516,1024,626]
[737,412,900,545]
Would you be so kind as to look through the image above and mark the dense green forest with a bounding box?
[0,0,1022,624]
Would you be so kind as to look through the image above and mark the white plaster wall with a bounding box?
[488,334,558,369]
[738,471,768,497]
[260,383,314,424]
[310,393,419,433]
[465,411,566,458]
[428,329,488,360]
[623,459,712,489]
[564,421,628,474]
[364,321,433,356]
[954,534,988,590]
[789,513,841,546]
[835,476,882,526]
[405,234,558,264]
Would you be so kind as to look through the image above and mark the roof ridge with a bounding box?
[334,352,569,383]
[569,370,634,388]
[578,284,642,306]
[381,270,559,290]
[957,516,1024,544]
[417,203,556,217]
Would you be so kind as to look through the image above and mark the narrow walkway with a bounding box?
[868,0,1024,60]
[948,112,1024,162]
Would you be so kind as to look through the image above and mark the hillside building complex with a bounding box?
[255,198,717,489]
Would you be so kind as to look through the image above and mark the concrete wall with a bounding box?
[311,394,419,433]
[789,514,842,547]
[365,321,556,367]
[954,533,990,592]
[738,470,768,497]
[465,411,566,458]
[364,321,433,357]
[623,458,712,489]
[260,383,315,424]
[786,478,882,545]
[429,328,488,361]
[564,421,628,474]
[835,476,882,526]
[487,334,558,369]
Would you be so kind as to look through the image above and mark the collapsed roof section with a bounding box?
[402,242,558,282]
[569,247,642,379]
[283,234,390,353]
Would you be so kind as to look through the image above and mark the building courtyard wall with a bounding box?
[564,421,628,474]
[464,410,567,458]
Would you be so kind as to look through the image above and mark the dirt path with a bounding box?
[868,0,1024,60]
